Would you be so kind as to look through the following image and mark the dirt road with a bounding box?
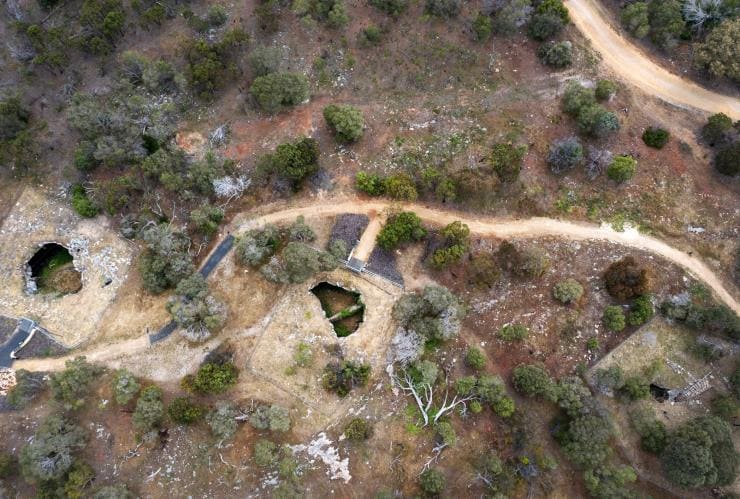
[14,199,739,372]
[565,0,740,119]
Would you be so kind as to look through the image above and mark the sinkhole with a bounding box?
[25,243,82,295]
[310,282,364,337]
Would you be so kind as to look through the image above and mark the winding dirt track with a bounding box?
[13,199,739,372]
[565,0,740,119]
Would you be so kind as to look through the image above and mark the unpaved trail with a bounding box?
[15,199,739,372]
[565,0,740,119]
[352,211,384,262]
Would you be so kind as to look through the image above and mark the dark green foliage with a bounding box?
[648,0,685,50]
[260,137,319,187]
[642,127,670,148]
[472,13,493,41]
[64,461,95,499]
[425,0,460,18]
[557,413,614,468]
[184,5,229,32]
[133,386,164,433]
[711,394,738,421]
[0,95,37,173]
[288,215,315,242]
[189,362,238,394]
[629,404,668,453]
[548,137,583,174]
[358,25,382,47]
[715,141,740,176]
[249,45,281,77]
[248,404,291,432]
[465,347,486,370]
[477,376,515,417]
[603,256,650,301]
[344,418,373,440]
[621,1,650,38]
[190,205,224,236]
[538,41,573,67]
[607,155,637,183]
[489,142,527,182]
[168,397,204,424]
[20,416,87,483]
[602,305,626,332]
[392,285,463,342]
[496,241,551,278]
[595,365,625,394]
[184,28,249,99]
[435,420,456,446]
[383,173,418,200]
[112,369,140,405]
[376,211,426,249]
[621,376,650,400]
[50,357,102,411]
[695,19,740,82]
[70,185,98,218]
[419,468,446,495]
[207,402,238,441]
[355,171,385,195]
[250,72,310,113]
[91,484,133,498]
[537,0,569,22]
[577,104,620,138]
[0,452,15,478]
[595,80,617,101]
[562,81,596,116]
[583,464,637,499]
[275,241,338,283]
[528,11,564,40]
[79,0,127,55]
[323,104,364,142]
[166,273,227,342]
[0,96,30,141]
[628,294,654,325]
[702,113,734,146]
[6,369,45,409]
[322,360,371,397]
[139,224,195,294]
[468,252,501,289]
[430,221,470,269]
[511,364,557,400]
[235,224,280,266]
[731,365,740,399]
[552,278,584,304]
[498,323,528,341]
[493,0,532,35]
[369,0,407,16]
[253,439,278,467]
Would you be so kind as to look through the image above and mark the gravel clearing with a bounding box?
[328,214,369,253]
[367,247,404,286]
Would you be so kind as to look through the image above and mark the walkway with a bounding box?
[565,0,740,118]
[0,319,33,369]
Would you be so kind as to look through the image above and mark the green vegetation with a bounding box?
[187,361,238,394]
[344,418,373,441]
[604,256,651,301]
[607,155,637,183]
[595,80,617,101]
[498,323,529,341]
[71,185,98,218]
[465,347,486,371]
[425,0,461,18]
[323,104,364,142]
[538,41,573,67]
[168,397,204,424]
[628,295,654,325]
[552,278,584,304]
[250,72,310,113]
[50,357,102,411]
[642,127,670,148]
[369,0,407,16]
[511,364,557,400]
[695,19,740,82]
[419,468,446,494]
[207,402,238,441]
[258,137,319,187]
[166,273,227,342]
[392,285,464,346]
[548,137,583,174]
[132,386,165,433]
[489,142,528,182]
[430,221,470,269]
[190,205,224,236]
[20,415,86,483]
[472,13,493,41]
[249,404,292,432]
[377,211,426,249]
[358,25,382,47]
[322,360,371,397]
[184,28,249,99]
[112,369,140,405]
[6,369,45,409]
[621,2,649,38]
[602,305,626,332]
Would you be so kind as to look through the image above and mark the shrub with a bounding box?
[702,112,734,146]
[409,360,439,386]
[425,0,460,18]
[528,11,564,40]
[595,365,625,394]
[621,1,649,38]
[190,205,224,236]
[498,323,528,341]
[468,252,501,288]
[139,224,195,294]
[344,418,373,441]
[538,41,573,67]
[648,0,684,50]
[731,365,740,399]
[250,72,310,113]
[562,82,596,116]
[472,13,493,41]
[419,468,446,495]
[548,137,583,174]
[369,0,407,16]
[595,79,617,101]
[694,18,740,82]
[323,104,364,143]
[435,420,457,446]
[477,375,516,417]
[249,45,281,77]
[604,256,650,301]
[20,416,86,483]
[355,171,385,195]
[249,404,292,432]
[711,394,738,420]
[512,364,557,400]
[377,211,426,249]
[553,278,584,304]
[465,347,486,371]
[577,104,620,138]
[6,369,45,409]
[207,402,238,441]
[358,25,382,47]
[628,295,654,325]
[71,185,98,218]
[642,127,670,148]
[383,173,418,200]
[133,386,164,433]
[261,136,320,187]
[112,369,140,405]
[166,274,227,343]
[0,452,15,479]
[607,155,637,183]
[235,225,280,266]
[629,405,667,453]
[190,362,238,394]
[602,305,626,332]
[184,29,249,99]
[322,360,371,397]
[715,141,740,176]
[50,357,102,411]
[489,142,527,182]
[621,376,649,400]
[392,285,463,344]
[168,397,203,424]
[254,439,278,467]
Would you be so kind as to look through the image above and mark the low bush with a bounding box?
[715,142,740,176]
[133,386,164,433]
[642,127,670,148]
[250,72,310,113]
[425,0,460,18]
[322,360,371,397]
[628,295,654,326]
[419,468,446,495]
[358,25,382,46]
[472,13,493,41]
[553,278,584,304]
[548,137,583,174]
[188,362,238,394]
[71,185,98,218]
[537,41,573,67]
[498,323,528,341]
[369,0,407,16]
[595,80,617,101]
[376,211,426,249]
[344,418,373,440]
[465,347,486,370]
[607,155,637,183]
[323,104,364,142]
[602,305,626,332]
[168,397,203,424]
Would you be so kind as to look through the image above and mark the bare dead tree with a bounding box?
[420,442,448,474]
[393,372,476,427]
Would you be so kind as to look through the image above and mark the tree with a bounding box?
[621,376,650,400]
[261,137,320,187]
[512,364,557,400]
[577,104,620,138]
[621,2,650,38]
[20,416,86,483]
[383,173,418,200]
[377,211,426,249]
[419,468,446,495]
[322,360,371,396]
[249,45,281,77]
[392,285,463,343]
[249,404,292,432]
[168,397,203,424]
[183,29,249,99]
[190,205,224,236]
[558,413,613,468]
[409,360,439,386]
[477,375,516,417]
[642,127,670,148]
[490,142,527,182]
[584,464,637,499]
[189,362,238,394]
[425,0,460,17]
[516,246,550,277]
[323,104,364,142]
[694,18,740,82]
[50,357,102,411]
[465,347,486,370]
[701,112,734,146]
[64,461,95,499]
[7,369,46,409]
[235,225,280,266]
[139,224,194,294]
[355,171,385,195]
[473,13,493,41]
[538,41,573,67]
[553,278,584,304]
[607,155,637,183]
[288,215,315,242]
[595,365,625,394]
[648,0,685,50]
[0,96,30,142]
[207,402,238,442]
[167,273,227,343]
[595,80,617,101]
[715,141,740,176]
[431,221,470,269]
[629,404,667,453]
[281,242,337,283]
[369,0,407,16]
[133,386,164,433]
[548,137,584,174]
[493,0,533,35]
[562,81,596,116]
[344,418,373,441]
[250,72,310,113]
[602,305,626,332]
[498,323,528,341]
[628,295,654,325]
[604,257,650,301]
[71,185,98,218]
[528,11,564,40]
[112,369,140,405]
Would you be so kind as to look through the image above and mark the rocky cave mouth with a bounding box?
[25,243,82,295]
[310,282,364,338]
